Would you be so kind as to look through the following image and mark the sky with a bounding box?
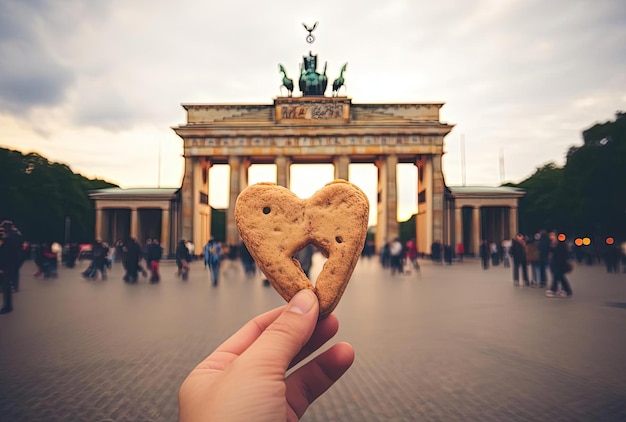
[1,0,625,223]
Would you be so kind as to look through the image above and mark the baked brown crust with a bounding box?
[235,179,369,319]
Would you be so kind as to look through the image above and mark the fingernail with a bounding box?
[287,289,316,315]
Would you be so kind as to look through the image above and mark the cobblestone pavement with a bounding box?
[1,257,625,421]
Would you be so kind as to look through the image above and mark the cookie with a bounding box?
[235,180,369,319]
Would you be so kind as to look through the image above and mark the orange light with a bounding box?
[582,237,591,246]
[574,238,583,247]
[557,233,566,242]
[606,237,615,245]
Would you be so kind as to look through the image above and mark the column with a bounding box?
[454,206,463,251]
[192,158,203,249]
[227,156,242,247]
[95,208,103,240]
[180,155,194,241]
[333,155,350,181]
[424,156,434,255]
[431,153,445,246]
[130,208,138,240]
[239,157,250,192]
[472,206,481,256]
[275,155,290,188]
[161,208,170,257]
[384,154,399,242]
[374,158,386,253]
[509,207,518,239]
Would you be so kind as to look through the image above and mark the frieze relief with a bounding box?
[277,101,347,122]
[187,135,442,148]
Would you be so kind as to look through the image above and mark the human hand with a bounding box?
[178,289,355,422]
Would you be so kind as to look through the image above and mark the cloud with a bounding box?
[0,0,624,212]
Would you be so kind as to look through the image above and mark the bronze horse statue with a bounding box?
[278,64,294,97]
[332,63,348,96]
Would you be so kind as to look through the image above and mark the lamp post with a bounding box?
[64,216,71,244]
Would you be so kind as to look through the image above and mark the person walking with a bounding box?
[122,237,141,283]
[0,221,22,314]
[239,242,256,277]
[176,239,191,281]
[538,230,550,287]
[406,238,419,271]
[546,231,573,298]
[526,235,541,286]
[479,240,490,270]
[456,242,464,262]
[511,234,529,286]
[389,238,404,275]
[83,239,107,280]
[146,238,162,283]
[204,238,222,286]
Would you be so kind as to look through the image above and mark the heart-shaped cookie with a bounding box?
[235,179,369,319]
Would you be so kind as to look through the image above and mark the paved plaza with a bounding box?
[1,256,625,421]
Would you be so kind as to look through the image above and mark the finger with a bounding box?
[238,289,319,375]
[289,314,339,370]
[286,342,355,419]
[194,305,285,371]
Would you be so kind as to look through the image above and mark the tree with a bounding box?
[510,112,626,240]
[0,147,117,242]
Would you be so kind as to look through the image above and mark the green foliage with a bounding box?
[511,112,626,239]
[0,147,117,243]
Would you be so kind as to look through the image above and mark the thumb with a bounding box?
[238,289,319,374]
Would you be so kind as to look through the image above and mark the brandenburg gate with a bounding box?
[173,96,453,254]
[91,31,522,256]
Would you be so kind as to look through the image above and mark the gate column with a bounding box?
[334,155,350,180]
[275,156,291,189]
[472,206,481,255]
[227,156,242,248]
[375,155,399,252]
[181,156,194,241]
[161,207,170,257]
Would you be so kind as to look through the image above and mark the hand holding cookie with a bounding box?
[235,179,369,319]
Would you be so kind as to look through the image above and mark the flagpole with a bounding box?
[158,140,162,188]
[461,134,466,186]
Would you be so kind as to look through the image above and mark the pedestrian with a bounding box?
[83,239,107,280]
[546,231,573,298]
[380,242,390,268]
[389,238,403,275]
[511,234,529,286]
[538,230,550,286]
[526,235,541,286]
[443,244,453,265]
[456,242,464,262]
[239,242,256,276]
[479,240,490,270]
[176,239,191,281]
[0,221,22,314]
[146,238,162,283]
[490,241,500,266]
[42,243,58,278]
[122,237,141,283]
[603,238,620,273]
[204,238,222,286]
[405,238,419,271]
